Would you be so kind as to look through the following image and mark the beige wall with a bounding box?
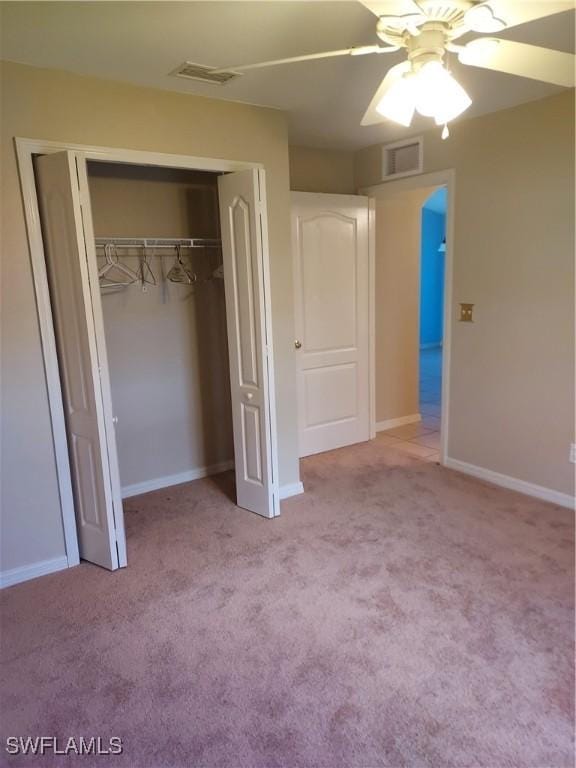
[89,164,233,490]
[0,60,299,574]
[374,186,438,424]
[88,164,221,239]
[358,91,575,496]
[289,145,355,194]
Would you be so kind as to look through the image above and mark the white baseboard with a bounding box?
[122,460,235,498]
[0,555,69,589]
[279,481,305,500]
[445,457,575,510]
[375,413,421,432]
[123,462,306,504]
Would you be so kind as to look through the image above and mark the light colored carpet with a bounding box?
[1,438,574,767]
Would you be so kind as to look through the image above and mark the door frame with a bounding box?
[360,169,456,465]
[15,137,280,570]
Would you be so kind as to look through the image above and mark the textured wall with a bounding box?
[357,91,575,496]
[374,186,439,424]
[289,146,355,194]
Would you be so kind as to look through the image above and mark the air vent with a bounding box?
[171,61,241,85]
[382,137,423,181]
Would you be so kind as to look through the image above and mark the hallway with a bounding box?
[419,346,442,420]
[377,347,442,462]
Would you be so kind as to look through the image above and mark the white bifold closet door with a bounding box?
[35,151,126,570]
[218,169,280,518]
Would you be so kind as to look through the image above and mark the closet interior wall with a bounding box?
[87,162,233,495]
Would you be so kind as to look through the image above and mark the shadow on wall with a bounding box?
[420,187,446,349]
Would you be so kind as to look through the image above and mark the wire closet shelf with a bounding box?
[95,237,221,251]
[95,237,223,292]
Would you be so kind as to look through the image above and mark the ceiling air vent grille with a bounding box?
[382,137,423,181]
[171,61,241,85]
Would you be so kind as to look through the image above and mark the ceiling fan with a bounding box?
[214,0,575,137]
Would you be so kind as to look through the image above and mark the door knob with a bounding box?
[294,340,302,349]
[244,392,254,401]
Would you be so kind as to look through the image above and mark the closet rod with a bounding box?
[95,237,221,250]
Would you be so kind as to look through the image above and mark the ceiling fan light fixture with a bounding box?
[413,61,472,123]
[375,74,416,127]
[374,60,471,128]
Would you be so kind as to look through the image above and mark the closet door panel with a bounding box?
[218,169,279,518]
[35,151,124,569]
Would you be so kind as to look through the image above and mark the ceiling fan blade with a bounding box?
[464,3,507,32]
[357,0,420,18]
[458,38,575,87]
[213,46,393,74]
[213,49,353,73]
[478,1,575,31]
[361,61,411,126]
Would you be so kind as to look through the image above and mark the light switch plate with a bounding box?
[570,444,576,464]
[459,303,474,322]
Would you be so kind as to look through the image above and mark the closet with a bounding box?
[32,149,279,573]
[87,163,234,498]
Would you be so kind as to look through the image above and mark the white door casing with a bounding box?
[35,151,126,569]
[292,193,371,457]
[218,169,280,518]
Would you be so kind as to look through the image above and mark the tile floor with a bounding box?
[377,346,442,462]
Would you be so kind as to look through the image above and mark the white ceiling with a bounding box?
[1,1,574,150]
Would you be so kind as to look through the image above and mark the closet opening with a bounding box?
[26,143,280,573]
[87,162,234,502]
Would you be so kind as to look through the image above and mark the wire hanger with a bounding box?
[166,245,197,285]
[98,243,139,286]
[139,247,157,292]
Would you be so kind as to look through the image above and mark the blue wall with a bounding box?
[419,205,446,347]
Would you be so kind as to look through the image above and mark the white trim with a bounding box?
[16,137,279,571]
[445,458,576,510]
[361,168,455,467]
[368,197,377,440]
[16,137,262,173]
[375,413,421,432]
[279,481,305,500]
[0,556,69,589]
[122,461,235,499]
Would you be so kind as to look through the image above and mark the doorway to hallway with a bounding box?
[375,184,447,463]
[417,186,446,447]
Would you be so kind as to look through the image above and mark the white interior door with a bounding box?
[218,169,279,518]
[292,192,371,457]
[35,151,126,569]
